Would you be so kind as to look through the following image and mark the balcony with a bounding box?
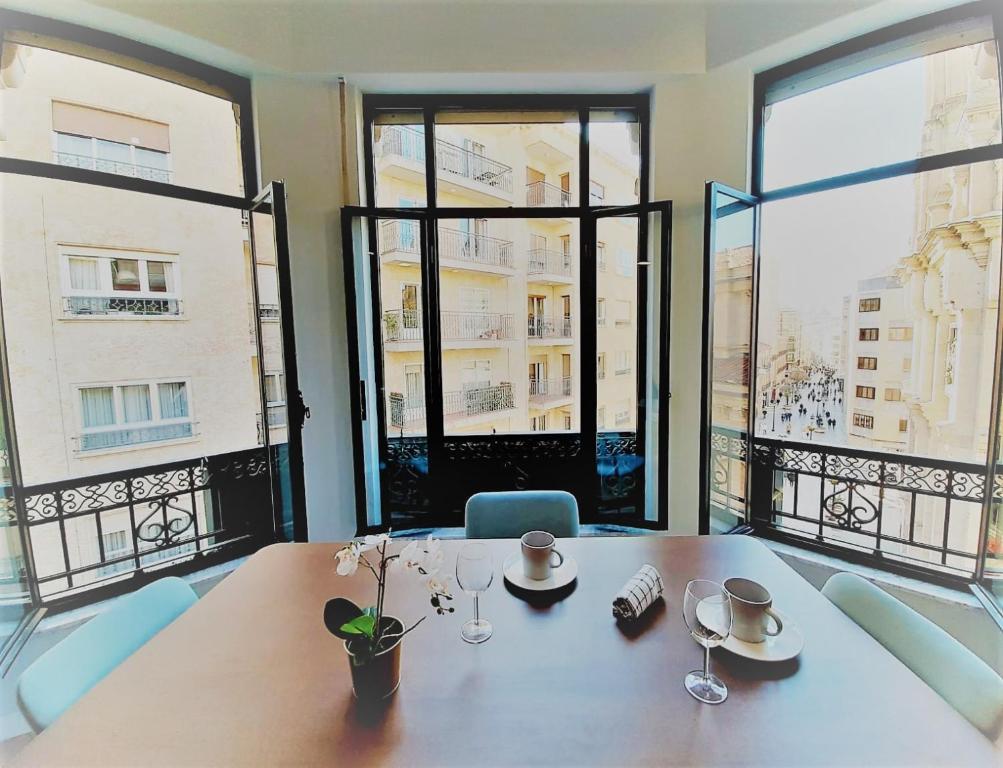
[19,447,273,600]
[53,151,172,183]
[438,227,515,275]
[78,422,194,452]
[526,180,571,207]
[529,376,573,407]
[259,304,281,320]
[383,309,514,349]
[709,426,987,581]
[527,249,574,284]
[376,125,513,203]
[63,296,182,318]
[388,382,516,429]
[528,315,573,343]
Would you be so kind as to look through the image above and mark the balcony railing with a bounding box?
[709,426,989,580]
[64,296,182,317]
[377,125,513,195]
[53,151,172,183]
[529,376,573,403]
[528,316,573,339]
[527,249,573,278]
[20,447,274,601]
[79,422,194,452]
[383,309,513,343]
[379,220,420,257]
[259,304,281,320]
[388,383,515,427]
[526,181,571,207]
[438,227,514,269]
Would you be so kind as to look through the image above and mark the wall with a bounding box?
[252,76,358,541]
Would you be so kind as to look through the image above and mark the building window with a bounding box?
[852,412,874,430]
[903,358,912,373]
[616,250,634,277]
[597,241,607,272]
[54,106,172,184]
[615,402,631,426]
[884,388,902,401]
[899,419,909,433]
[858,298,881,312]
[264,372,287,427]
[856,386,875,399]
[857,356,877,371]
[614,300,631,326]
[888,326,913,341]
[562,412,572,430]
[615,350,631,375]
[96,529,133,576]
[597,353,606,380]
[530,414,547,431]
[589,179,606,204]
[597,406,606,429]
[78,380,193,452]
[597,298,606,326]
[61,250,181,317]
[858,328,879,341]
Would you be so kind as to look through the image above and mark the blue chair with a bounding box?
[465,490,580,539]
[822,571,1003,738]
[17,576,197,732]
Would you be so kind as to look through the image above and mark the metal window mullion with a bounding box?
[420,218,445,504]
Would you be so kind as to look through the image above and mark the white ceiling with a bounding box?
[5,0,968,87]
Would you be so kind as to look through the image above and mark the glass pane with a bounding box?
[1,173,270,597]
[764,39,1001,190]
[708,191,755,533]
[433,218,579,435]
[597,216,637,433]
[372,111,426,207]
[434,111,579,208]
[0,400,32,657]
[0,42,245,195]
[589,110,641,206]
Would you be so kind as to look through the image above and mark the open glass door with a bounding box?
[701,182,759,534]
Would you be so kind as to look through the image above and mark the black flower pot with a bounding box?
[344,616,404,701]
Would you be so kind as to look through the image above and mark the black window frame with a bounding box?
[746,0,1003,597]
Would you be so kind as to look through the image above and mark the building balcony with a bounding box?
[378,221,516,277]
[383,309,514,349]
[375,125,513,203]
[77,422,194,452]
[528,376,573,407]
[528,316,573,343]
[527,249,574,284]
[53,151,172,183]
[526,180,571,207]
[388,383,516,429]
[63,296,182,318]
[259,304,281,320]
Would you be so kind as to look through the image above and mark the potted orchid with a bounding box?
[324,534,453,701]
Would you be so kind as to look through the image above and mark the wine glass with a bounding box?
[455,543,494,644]
[682,579,733,704]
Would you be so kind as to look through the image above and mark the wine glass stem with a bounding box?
[703,642,711,680]
[475,593,480,624]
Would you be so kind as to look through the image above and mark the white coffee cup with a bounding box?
[724,577,783,643]
[520,530,564,581]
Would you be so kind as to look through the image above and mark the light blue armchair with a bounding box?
[18,576,198,732]
[465,490,580,539]
[822,571,1003,739]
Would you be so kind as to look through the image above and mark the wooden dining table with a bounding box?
[13,535,1000,767]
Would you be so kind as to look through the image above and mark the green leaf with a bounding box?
[340,614,376,638]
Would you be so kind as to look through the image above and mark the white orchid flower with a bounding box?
[335,544,360,576]
[396,539,422,569]
[425,572,452,597]
[359,533,389,552]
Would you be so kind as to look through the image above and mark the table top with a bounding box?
[14,536,999,767]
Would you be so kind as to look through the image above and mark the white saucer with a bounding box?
[696,605,804,662]
[502,551,578,592]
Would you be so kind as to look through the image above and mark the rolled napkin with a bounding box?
[612,564,664,621]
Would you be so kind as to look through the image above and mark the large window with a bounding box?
[721,2,1003,589]
[61,248,181,317]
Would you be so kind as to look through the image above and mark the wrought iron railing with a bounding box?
[259,304,281,320]
[377,125,513,195]
[526,180,571,207]
[528,316,573,339]
[378,220,420,257]
[527,249,573,277]
[15,448,274,601]
[64,296,182,317]
[709,425,989,579]
[388,383,516,428]
[383,309,513,342]
[53,151,172,183]
[78,423,194,452]
[438,227,514,268]
[528,376,573,402]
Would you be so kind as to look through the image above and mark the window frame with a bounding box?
[53,130,173,184]
[59,247,182,317]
